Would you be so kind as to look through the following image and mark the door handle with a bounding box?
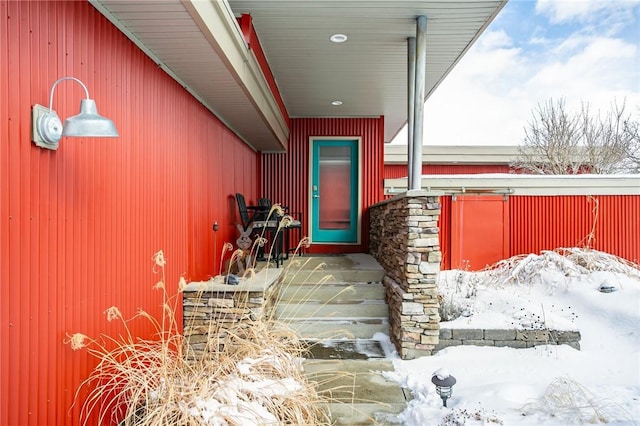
[313,194,320,198]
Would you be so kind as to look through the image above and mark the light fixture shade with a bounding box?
[62,99,119,137]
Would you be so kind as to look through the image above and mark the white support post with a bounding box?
[410,15,427,190]
[407,37,416,185]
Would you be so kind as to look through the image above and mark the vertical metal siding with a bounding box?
[441,195,638,270]
[383,163,511,179]
[261,117,384,253]
[0,2,259,425]
[439,195,452,270]
[510,195,640,263]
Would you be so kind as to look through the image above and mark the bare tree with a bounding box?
[513,98,640,174]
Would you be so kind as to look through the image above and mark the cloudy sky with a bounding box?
[391,0,640,146]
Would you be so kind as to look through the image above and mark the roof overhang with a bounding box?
[90,0,507,152]
[90,0,289,152]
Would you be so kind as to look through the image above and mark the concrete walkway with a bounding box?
[304,359,409,425]
[272,254,412,425]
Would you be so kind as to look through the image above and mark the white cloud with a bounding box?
[535,0,639,25]
[392,1,640,146]
[475,29,513,50]
[531,37,636,91]
[457,31,523,81]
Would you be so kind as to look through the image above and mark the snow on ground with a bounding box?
[384,251,640,425]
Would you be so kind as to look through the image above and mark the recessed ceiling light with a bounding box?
[330,34,348,43]
[331,100,343,106]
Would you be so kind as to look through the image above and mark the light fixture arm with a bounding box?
[47,77,91,112]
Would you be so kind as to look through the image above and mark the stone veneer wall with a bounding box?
[182,269,281,359]
[369,190,443,359]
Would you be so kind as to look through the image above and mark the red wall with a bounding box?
[439,196,452,270]
[261,117,385,253]
[0,2,258,425]
[384,163,511,179]
[438,195,640,270]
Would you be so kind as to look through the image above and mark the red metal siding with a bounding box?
[384,163,511,179]
[509,196,640,263]
[439,195,452,270]
[261,117,385,253]
[1,2,259,425]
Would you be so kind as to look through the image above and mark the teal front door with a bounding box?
[310,138,360,243]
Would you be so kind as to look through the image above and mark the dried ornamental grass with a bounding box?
[521,377,636,424]
[66,250,328,426]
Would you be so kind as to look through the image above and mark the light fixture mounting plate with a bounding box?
[32,104,61,150]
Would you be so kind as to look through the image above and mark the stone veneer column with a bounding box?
[369,190,442,359]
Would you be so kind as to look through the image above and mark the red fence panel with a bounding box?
[440,194,639,270]
[451,195,509,270]
[509,195,640,263]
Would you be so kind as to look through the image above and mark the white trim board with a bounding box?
[385,174,640,196]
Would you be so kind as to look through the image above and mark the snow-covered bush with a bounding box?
[438,248,639,323]
[521,377,636,423]
[438,268,480,321]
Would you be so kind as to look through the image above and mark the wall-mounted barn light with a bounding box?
[31,77,119,150]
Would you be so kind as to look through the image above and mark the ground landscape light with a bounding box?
[32,76,119,150]
[431,368,457,407]
[330,33,348,43]
[331,100,343,106]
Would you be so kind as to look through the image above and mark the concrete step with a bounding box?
[285,254,384,271]
[321,403,406,425]
[303,359,409,425]
[304,339,387,360]
[274,254,392,362]
[284,321,390,340]
[280,254,386,285]
[275,301,389,321]
[278,282,386,303]
[282,269,385,285]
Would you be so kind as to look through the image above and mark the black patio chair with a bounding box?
[235,193,275,231]
[235,193,283,266]
[256,197,303,258]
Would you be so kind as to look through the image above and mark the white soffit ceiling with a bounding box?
[91,0,507,150]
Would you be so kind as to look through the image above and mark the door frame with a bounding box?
[308,136,362,244]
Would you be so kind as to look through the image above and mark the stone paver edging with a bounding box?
[436,327,581,352]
